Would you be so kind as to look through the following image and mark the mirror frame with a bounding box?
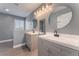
[48,5,72,29]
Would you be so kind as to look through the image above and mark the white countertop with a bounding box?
[25,31,45,35]
[25,31,39,35]
[39,32,79,51]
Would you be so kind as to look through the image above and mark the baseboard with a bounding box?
[13,43,26,48]
[0,39,13,43]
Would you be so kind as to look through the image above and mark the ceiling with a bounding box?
[0,3,41,17]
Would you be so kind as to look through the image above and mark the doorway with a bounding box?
[39,19,46,34]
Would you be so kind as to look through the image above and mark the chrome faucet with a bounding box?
[54,30,59,37]
[32,29,35,33]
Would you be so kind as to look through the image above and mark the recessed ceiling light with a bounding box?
[5,9,10,12]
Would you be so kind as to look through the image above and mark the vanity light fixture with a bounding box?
[34,3,53,18]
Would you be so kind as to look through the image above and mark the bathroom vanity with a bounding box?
[25,32,38,51]
[38,33,79,56]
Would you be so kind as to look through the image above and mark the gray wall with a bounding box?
[25,14,34,32]
[0,13,14,50]
[0,13,25,49]
[47,3,79,35]
[47,13,57,32]
[0,13,14,41]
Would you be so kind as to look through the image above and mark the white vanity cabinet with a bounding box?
[25,32,38,51]
[38,38,79,56]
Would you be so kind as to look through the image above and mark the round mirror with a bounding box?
[49,5,72,29]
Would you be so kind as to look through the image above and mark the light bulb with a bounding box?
[42,6,45,10]
[34,12,36,15]
[46,4,49,8]
[37,10,39,14]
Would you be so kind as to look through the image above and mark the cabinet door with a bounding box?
[38,38,48,56]
[31,35,38,50]
[60,46,78,56]
[26,34,31,49]
[47,42,61,56]
[48,46,60,56]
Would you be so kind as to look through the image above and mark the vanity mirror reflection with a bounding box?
[49,5,72,29]
[32,19,37,33]
[33,19,37,29]
[39,19,46,34]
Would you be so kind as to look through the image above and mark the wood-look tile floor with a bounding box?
[0,46,38,56]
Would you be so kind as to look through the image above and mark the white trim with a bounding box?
[0,39,13,43]
[13,43,26,48]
